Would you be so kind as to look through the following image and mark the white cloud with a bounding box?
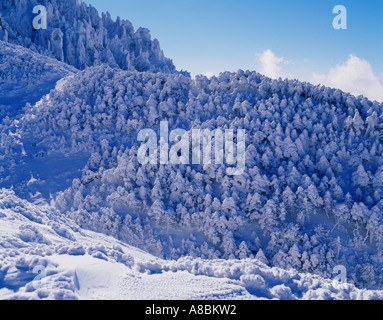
[258,49,288,79]
[312,55,383,102]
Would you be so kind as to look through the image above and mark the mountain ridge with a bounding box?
[0,0,176,73]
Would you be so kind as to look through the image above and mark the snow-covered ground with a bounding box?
[1,188,382,300]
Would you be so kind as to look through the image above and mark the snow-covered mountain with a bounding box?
[0,0,175,73]
[1,0,383,300]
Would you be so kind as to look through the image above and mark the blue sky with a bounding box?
[84,0,383,101]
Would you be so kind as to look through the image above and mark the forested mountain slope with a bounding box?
[1,55,383,289]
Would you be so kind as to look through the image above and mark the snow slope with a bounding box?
[0,41,86,203]
[1,188,382,300]
[0,41,76,119]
